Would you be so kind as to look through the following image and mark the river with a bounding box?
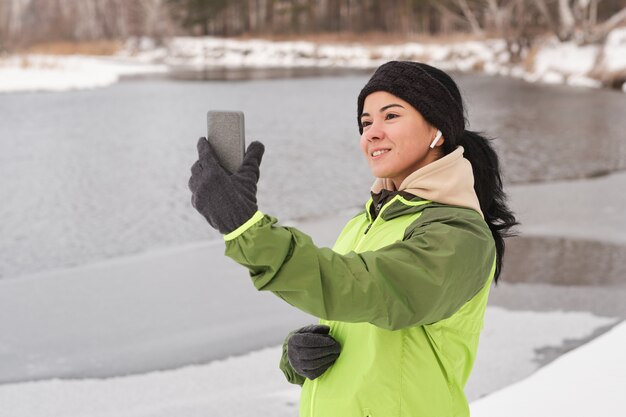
[1,71,625,279]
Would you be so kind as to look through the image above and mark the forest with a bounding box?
[1,0,625,53]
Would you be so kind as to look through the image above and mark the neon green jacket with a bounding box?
[224,148,496,417]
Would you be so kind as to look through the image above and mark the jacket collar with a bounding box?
[365,192,431,222]
[370,146,483,218]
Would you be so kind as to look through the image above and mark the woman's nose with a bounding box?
[364,122,384,141]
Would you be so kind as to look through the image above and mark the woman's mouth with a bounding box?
[371,149,390,158]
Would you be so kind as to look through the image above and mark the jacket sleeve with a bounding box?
[224,210,495,330]
[278,330,306,386]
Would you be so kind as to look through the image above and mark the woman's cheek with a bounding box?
[359,136,370,158]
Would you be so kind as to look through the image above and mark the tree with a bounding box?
[166,0,228,35]
[533,0,626,44]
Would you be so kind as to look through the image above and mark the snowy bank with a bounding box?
[0,54,167,93]
[471,319,626,417]
[0,309,617,417]
[123,30,626,91]
[2,27,626,93]
[128,36,507,72]
[527,27,626,88]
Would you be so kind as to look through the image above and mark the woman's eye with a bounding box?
[385,113,399,120]
[361,120,372,127]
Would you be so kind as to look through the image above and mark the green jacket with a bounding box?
[224,192,496,417]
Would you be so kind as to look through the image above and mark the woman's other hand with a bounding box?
[188,137,265,234]
[288,324,341,380]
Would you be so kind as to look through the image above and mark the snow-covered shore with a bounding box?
[470,319,626,417]
[0,54,167,93]
[1,29,626,93]
[0,312,621,417]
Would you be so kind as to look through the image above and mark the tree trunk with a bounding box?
[327,0,341,32]
[455,0,484,36]
[265,0,274,33]
[558,0,576,40]
[589,0,598,28]
[586,6,626,43]
[532,0,558,36]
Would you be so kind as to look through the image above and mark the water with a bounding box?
[464,75,626,183]
[1,72,626,279]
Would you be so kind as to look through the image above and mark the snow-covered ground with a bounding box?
[1,28,626,93]
[0,313,621,417]
[470,319,626,417]
[0,54,167,93]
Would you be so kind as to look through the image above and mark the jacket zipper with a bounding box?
[355,196,398,252]
[374,201,384,214]
[364,201,384,234]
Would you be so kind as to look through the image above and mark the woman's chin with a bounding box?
[370,168,394,179]
[368,163,389,178]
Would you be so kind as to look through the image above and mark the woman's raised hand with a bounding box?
[188,137,265,234]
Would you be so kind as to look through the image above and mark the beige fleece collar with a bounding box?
[371,146,483,217]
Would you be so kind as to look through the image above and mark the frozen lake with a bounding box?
[1,72,626,279]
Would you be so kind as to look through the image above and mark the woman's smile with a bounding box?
[370,148,391,158]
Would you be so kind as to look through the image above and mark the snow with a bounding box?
[603,26,626,72]
[466,307,616,400]
[0,346,300,417]
[2,28,625,93]
[0,54,167,93]
[567,74,602,88]
[471,319,626,417]
[0,304,616,417]
[533,41,598,79]
[540,70,565,85]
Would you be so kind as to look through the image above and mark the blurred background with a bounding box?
[1,1,626,416]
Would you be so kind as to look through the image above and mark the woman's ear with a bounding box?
[429,130,443,149]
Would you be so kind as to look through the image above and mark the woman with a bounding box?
[188,60,518,417]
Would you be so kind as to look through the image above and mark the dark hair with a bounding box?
[431,66,519,283]
[357,61,518,283]
[453,130,519,283]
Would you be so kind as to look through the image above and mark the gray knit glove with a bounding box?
[188,137,265,234]
[287,324,341,380]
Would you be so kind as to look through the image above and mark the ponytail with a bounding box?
[456,130,519,283]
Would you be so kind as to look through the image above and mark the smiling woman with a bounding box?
[188,60,518,417]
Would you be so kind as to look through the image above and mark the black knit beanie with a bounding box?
[357,61,466,147]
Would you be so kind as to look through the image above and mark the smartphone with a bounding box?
[206,110,246,174]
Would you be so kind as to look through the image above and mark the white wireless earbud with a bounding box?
[429,130,443,149]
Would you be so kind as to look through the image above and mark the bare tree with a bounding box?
[456,0,485,35]
[533,0,626,43]
[586,3,626,42]
[1,0,625,53]
[1,0,32,47]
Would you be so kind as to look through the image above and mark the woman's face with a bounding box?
[360,91,443,188]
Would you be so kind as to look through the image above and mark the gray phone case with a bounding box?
[206,110,246,174]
